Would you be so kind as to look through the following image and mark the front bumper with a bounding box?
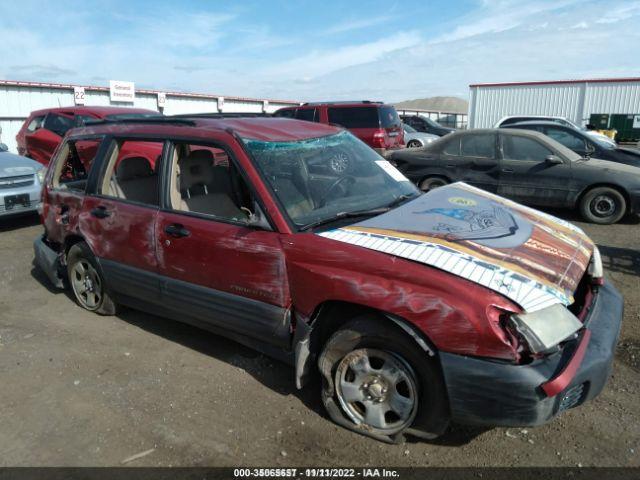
[439,281,623,427]
[0,180,42,217]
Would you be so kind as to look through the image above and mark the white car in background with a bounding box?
[493,115,617,146]
[0,143,45,218]
[402,124,439,148]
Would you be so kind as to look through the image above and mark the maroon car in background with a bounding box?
[33,115,622,444]
[16,106,160,166]
[274,101,404,159]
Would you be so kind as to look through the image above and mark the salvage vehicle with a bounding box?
[403,124,439,148]
[493,115,616,147]
[274,101,404,157]
[399,114,455,137]
[34,116,622,443]
[501,121,640,168]
[390,128,640,224]
[17,106,160,165]
[0,142,45,218]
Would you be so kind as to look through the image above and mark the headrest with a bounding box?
[179,150,214,189]
[117,157,153,180]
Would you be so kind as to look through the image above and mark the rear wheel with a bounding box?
[418,176,448,192]
[579,187,626,224]
[407,140,422,148]
[67,242,117,315]
[318,317,449,442]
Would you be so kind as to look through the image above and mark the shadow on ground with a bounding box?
[0,212,40,232]
[599,245,640,277]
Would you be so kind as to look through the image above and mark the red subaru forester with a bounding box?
[34,115,622,443]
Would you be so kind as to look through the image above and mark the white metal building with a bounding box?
[0,79,299,153]
[468,77,640,129]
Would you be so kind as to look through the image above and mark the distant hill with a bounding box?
[394,96,468,114]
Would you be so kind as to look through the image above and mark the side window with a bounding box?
[27,116,45,132]
[51,138,103,191]
[295,108,317,122]
[327,107,378,128]
[442,137,461,156]
[502,135,553,161]
[461,134,495,158]
[168,143,254,223]
[43,113,75,137]
[545,128,586,151]
[99,140,164,206]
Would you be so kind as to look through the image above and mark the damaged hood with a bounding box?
[319,183,594,313]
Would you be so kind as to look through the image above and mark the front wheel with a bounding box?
[579,187,626,224]
[67,242,117,315]
[318,317,449,442]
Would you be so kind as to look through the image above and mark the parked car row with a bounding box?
[389,127,640,224]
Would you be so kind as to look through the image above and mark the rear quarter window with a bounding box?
[327,107,379,128]
[295,108,318,122]
[26,115,45,132]
[379,106,401,128]
[274,109,295,118]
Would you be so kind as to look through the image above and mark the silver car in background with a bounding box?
[402,124,439,148]
[0,143,45,218]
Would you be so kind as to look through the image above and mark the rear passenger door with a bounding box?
[498,133,572,206]
[43,136,106,244]
[154,140,292,348]
[81,138,165,302]
[456,132,500,193]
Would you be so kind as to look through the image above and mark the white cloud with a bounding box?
[324,15,400,35]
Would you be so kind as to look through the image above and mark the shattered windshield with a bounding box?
[243,131,418,229]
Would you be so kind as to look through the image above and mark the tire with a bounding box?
[579,187,626,224]
[407,140,422,148]
[67,242,117,315]
[418,176,448,192]
[318,316,449,443]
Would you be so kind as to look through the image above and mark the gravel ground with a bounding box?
[0,210,638,467]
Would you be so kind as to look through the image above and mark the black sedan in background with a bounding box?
[502,121,640,168]
[389,128,640,224]
[399,114,455,136]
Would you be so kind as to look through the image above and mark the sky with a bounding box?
[0,0,639,102]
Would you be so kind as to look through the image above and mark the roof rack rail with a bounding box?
[301,100,383,106]
[83,117,196,127]
[171,112,272,119]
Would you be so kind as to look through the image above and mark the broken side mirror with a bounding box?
[545,155,563,165]
[244,202,273,231]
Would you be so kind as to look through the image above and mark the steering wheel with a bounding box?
[319,176,355,207]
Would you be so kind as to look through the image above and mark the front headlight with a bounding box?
[36,167,46,184]
[508,303,582,354]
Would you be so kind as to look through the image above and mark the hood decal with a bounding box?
[318,183,594,313]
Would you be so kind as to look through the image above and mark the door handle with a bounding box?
[164,223,190,238]
[502,168,514,173]
[91,206,111,219]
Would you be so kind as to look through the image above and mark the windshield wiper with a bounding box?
[299,208,390,232]
[383,193,419,209]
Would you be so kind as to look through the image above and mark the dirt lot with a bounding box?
[0,210,638,467]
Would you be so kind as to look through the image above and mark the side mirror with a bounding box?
[0,143,8,152]
[545,155,563,165]
[245,203,273,231]
[585,143,596,155]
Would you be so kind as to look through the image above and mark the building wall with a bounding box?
[0,81,298,153]
[468,79,640,129]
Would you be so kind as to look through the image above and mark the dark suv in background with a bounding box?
[274,101,404,157]
[399,114,455,137]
